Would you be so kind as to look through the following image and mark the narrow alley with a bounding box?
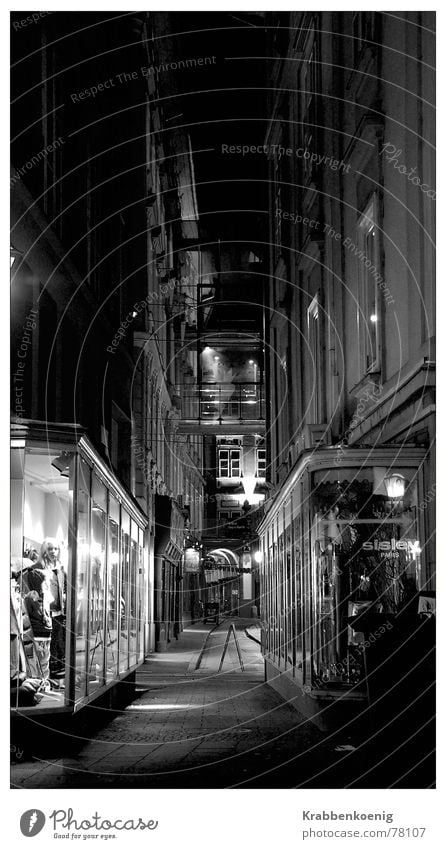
[10,10,435,802]
[11,618,432,790]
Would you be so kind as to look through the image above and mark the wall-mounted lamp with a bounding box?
[384,472,406,499]
[10,247,22,270]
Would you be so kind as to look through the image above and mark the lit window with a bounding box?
[257,448,266,476]
[218,448,241,478]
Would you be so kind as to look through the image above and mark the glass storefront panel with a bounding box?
[310,466,420,689]
[138,528,145,662]
[10,445,74,709]
[88,474,107,693]
[129,519,138,667]
[292,514,303,673]
[11,432,148,714]
[106,495,120,681]
[75,457,91,701]
[119,509,130,673]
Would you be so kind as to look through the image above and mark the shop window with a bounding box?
[137,527,146,662]
[310,466,421,690]
[11,446,74,709]
[218,448,241,478]
[11,431,148,715]
[357,195,381,374]
[129,519,139,667]
[106,494,120,681]
[75,457,91,701]
[119,509,131,673]
[88,474,107,693]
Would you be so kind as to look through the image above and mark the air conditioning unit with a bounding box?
[301,424,330,451]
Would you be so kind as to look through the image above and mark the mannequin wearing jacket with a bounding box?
[35,539,66,678]
[24,565,52,685]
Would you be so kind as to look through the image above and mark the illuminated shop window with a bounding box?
[310,466,421,690]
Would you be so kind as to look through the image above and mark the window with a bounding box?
[217,510,243,537]
[301,34,319,181]
[111,403,132,489]
[357,195,381,374]
[307,293,323,422]
[310,466,420,690]
[218,510,241,523]
[352,13,376,63]
[257,448,266,476]
[218,448,241,478]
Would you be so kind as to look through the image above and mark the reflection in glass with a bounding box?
[138,528,145,662]
[88,475,107,693]
[119,510,130,673]
[310,467,420,690]
[129,521,138,666]
[106,495,120,681]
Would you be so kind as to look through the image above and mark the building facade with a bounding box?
[10,12,206,711]
[260,11,435,728]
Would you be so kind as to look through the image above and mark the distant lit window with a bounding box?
[218,448,241,478]
[257,448,266,476]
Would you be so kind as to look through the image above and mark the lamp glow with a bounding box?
[384,473,406,499]
[242,475,256,500]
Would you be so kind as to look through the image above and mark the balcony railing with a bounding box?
[181,382,265,423]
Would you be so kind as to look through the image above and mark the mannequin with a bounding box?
[35,539,66,679]
[24,564,52,686]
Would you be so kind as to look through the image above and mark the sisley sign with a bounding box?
[362,539,421,556]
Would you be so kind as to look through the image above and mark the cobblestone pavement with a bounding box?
[11,620,434,789]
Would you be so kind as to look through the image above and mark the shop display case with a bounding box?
[10,421,148,715]
[258,446,432,724]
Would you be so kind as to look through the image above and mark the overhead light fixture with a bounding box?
[51,451,75,477]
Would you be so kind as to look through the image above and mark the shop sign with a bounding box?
[362,539,421,556]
